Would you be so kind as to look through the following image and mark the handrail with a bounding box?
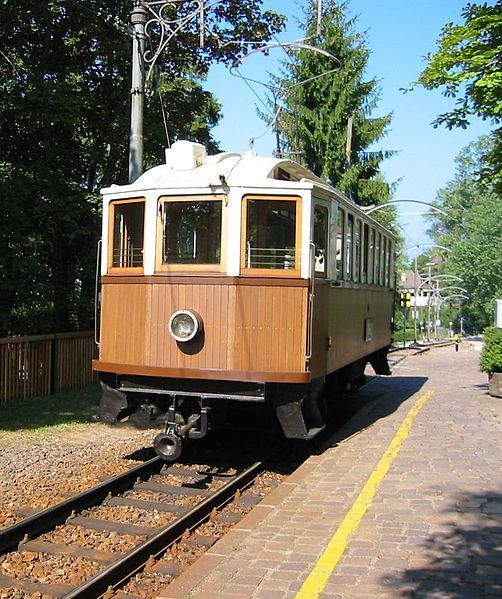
[306,241,316,362]
[95,239,102,346]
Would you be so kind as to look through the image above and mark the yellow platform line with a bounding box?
[295,390,434,599]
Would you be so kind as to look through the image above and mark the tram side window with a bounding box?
[335,207,345,279]
[346,213,354,280]
[243,197,300,271]
[362,223,369,283]
[380,236,386,285]
[110,200,144,269]
[159,197,222,267]
[314,206,328,277]
[354,219,362,282]
[374,232,381,286]
[385,238,393,287]
[368,227,375,285]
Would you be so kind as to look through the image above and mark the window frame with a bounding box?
[380,236,387,286]
[386,238,394,287]
[346,212,354,281]
[354,218,362,283]
[334,206,345,281]
[155,194,227,273]
[240,194,302,277]
[373,231,381,286]
[313,204,329,279]
[107,197,146,275]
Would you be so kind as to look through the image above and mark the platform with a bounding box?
[158,342,502,598]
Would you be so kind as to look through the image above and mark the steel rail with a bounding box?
[63,453,279,598]
[0,456,164,554]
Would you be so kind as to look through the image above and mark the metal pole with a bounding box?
[129,2,148,183]
[413,256,418,343]
[435,280,439,339]
[273,94,281,157]
[426,264,432,341]
[403,306,407,349]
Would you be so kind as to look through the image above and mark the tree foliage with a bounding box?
[417,1,502,189]
[274,0,394,208]
[427,137,502,331]
[0,0,284,336]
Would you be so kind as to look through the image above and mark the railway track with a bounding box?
[0,342,436,598]
[0,442,286,598]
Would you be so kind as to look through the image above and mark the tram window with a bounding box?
[346,213,354,280]
[157,195,223,271]
[374,232,381,285]
[354,219,362,282]
[335,207,345,279]
[380,236,386,285]
[368,227,375,285]
[362,223,369,283]
[109,199,144,270]
[385,238,393,287]
[314,206,328,277]
[242,196,301,272]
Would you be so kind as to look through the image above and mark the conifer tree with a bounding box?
[276,0,393,206]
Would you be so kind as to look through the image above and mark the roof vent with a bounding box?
[165,140,207,170]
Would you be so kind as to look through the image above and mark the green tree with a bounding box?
[417,1,502,189]
[274,0,394,208]
[0,0,284,336]
[427,137,502,331]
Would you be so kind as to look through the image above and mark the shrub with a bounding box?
[480,327,502,374]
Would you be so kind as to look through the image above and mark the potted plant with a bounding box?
[480,326,502,397]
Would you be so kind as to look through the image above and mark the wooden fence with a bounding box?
[0,332,98,405]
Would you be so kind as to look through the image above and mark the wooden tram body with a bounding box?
[93,141,394,458]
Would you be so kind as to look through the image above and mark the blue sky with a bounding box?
[206,0,494,259]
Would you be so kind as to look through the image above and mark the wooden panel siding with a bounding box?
[309,284,393,379]
[149,282,231,370]
[99,284,148,364]
[229,285,308,372]
[97,280,309,376]
[0,332,97,405]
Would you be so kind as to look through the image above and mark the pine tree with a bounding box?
[276,0,393,206]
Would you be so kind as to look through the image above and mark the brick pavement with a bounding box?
[158,342,502,598]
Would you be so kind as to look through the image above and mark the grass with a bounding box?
[0,384,102,444]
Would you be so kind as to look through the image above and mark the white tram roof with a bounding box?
[101,140,334,196]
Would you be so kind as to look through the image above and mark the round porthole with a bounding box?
[168,310,202,343]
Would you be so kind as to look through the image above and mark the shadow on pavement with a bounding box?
[319,375,429,450]
[381,491,502,598]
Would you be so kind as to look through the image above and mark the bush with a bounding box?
[480,327,502,374]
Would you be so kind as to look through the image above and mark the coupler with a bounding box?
[153,398,208,461]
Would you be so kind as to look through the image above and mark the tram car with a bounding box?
[93,140,394,459]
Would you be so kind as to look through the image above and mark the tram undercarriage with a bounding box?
[96,347,391,460]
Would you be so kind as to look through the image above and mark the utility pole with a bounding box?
[345,115,353,166]
[345,114,354,200]
[125,0,327,181]
[129,2,148,183]
[426,263,432,341]
[413,255,418,343]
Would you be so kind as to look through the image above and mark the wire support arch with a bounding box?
[227,39,341,151]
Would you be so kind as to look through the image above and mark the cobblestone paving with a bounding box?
[159,342,502,598]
